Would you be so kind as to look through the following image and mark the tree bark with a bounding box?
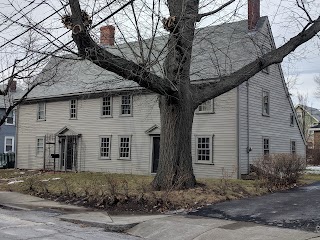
[152,95,196,190]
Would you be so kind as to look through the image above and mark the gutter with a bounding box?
[15,105,19,169]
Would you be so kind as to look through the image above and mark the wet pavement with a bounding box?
[190,182,320,232]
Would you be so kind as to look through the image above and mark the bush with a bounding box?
[252,153,306,191]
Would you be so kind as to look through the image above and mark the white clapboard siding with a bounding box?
[239,65,306,174]
[17,90,238,179]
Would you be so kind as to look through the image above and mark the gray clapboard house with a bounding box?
[15,5,306,178]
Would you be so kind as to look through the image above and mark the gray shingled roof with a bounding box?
[22,17,270,100]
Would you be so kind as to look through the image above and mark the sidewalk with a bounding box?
[0,191,319,240]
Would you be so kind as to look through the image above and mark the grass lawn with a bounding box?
[0,169,318,213]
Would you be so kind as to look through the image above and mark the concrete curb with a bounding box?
[60,217,139,232]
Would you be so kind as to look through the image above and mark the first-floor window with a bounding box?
[291,140,296,154]
[36,137,44,156]
[4,136,14,153]
[263,137,270,156]
[100,136,111,159]
[196,136,213,163]
[119,136,131,159]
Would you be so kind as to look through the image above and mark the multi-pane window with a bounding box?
[37,102,46,120]
[101,97,112,117]
[198,99,214,113]
[70,99,77,119]
[196,137,213,163]
[36,137,44,156]
[262,91,270,116]
[4,136,14,153]
[291,140,296,154]
[263,138,270,156]
[119,136,131,159]
[120,95,132,116]
[5,110,15,125]
[100,136,111,159]
[290,114,294,126]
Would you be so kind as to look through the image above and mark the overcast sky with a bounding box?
[1,0,319,108]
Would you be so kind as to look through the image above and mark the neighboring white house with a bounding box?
[15,3,306,179]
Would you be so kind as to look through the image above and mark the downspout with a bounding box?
[237,86,240,179]
[15,105,19,169]
[247,81,250,174]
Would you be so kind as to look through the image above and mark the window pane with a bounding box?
[121,96,131,115]
[197,137,211,162]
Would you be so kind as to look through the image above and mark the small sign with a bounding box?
[51,154,59,158]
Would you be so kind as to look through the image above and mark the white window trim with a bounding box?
[118,135,132,160]
[4,136,14,153]
[262,90,270,117]
[99,135,112,159]
[195,135,214,164]
[37,102,46,121]
[5,110,15,126]
[69,99,77,119]
[196,99,215,114]
[36,136,45,156]
[120,95,133,117]
[101,96,113,118]
[263,137,270,156]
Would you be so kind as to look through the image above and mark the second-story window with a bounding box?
[198,99,214,113]
[262,90,270,116]
[5,110,15,125]
[290,114,294,126]
[70,99,77,119]
[120,95,132,116]
[37,102,46,121]
[101,96,112,117]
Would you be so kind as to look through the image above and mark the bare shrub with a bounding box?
[308,149,320,166]
[253,153,306,191]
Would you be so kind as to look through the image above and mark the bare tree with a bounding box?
[61,0,320,190]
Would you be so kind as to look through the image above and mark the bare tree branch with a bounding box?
[193,16,320,106]
[196,0,236,22]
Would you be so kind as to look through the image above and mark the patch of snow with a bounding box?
[40,179,50,182]
[7,180,24,185]
[51,178,61,181]
[306,166,320,174]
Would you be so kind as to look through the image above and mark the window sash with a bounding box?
[36,137,44,155]
[291,141,296,154]
[121,95,132,115]
[290,114,294,126]
[262,91,270,116]
[5,110,15,125]
[37,103,45,120]
[119,136,131,159]
[198,99,214,113]
[102,97,112,116]
[70,100,77,119]
[263,138,269,155]
[196,137,212,163]
[4,137,14,153]
[100,137,111,159]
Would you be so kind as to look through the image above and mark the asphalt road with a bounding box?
[190,181,320,232]
[0,207,139,240]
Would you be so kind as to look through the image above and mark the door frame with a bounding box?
[59,135,78,171]
[150,135,160,174]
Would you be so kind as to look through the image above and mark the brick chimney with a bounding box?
[8,80,16,92]
[100,25,115,46]
[248,0,260,31]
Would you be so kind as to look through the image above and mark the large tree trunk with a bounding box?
[152,95,196,190]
